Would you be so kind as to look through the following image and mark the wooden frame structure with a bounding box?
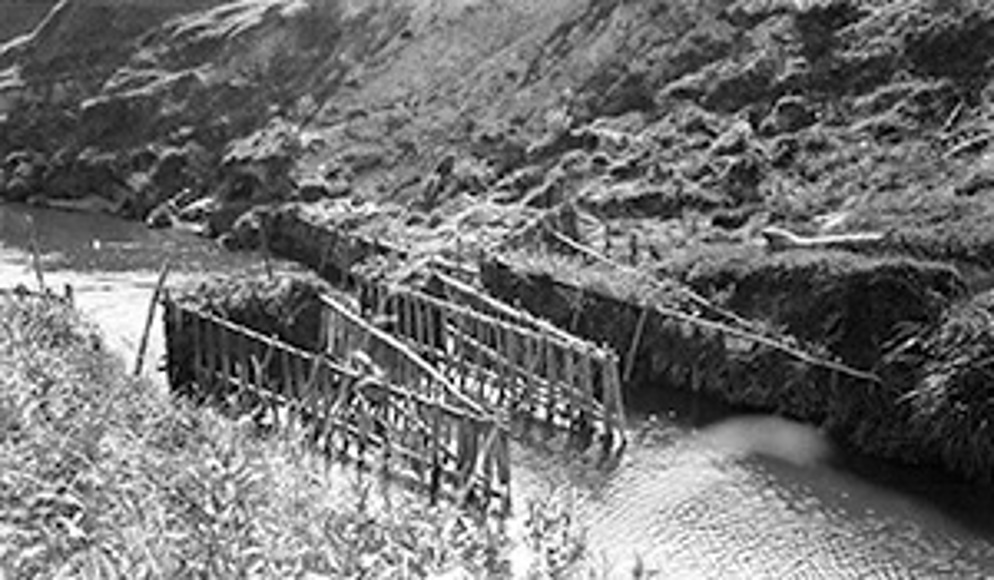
[351,278,627,454]
[163,295,511,513]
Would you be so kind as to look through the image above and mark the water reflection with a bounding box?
[698,415,836,467]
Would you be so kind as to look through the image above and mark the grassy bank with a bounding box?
[0,295,594,578]
[482,248,994,485]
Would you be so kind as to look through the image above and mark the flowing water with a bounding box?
[3,204,994,578]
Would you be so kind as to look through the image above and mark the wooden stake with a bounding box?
[564,347,576,423]
[133,261,171,376]
[425,298,438,355]
[603,355,626,446]
[261,215,273,281]
[544,337,558,426]
[623,307,649,384]
[495,326,509,406]
[203,318,217,391]
[191,313,203,388]
[25,215,45,292]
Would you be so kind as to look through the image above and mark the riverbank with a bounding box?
[245,199,994,488]
[481,247,994,484]
[3,0,994,498]
[0,293,592,577]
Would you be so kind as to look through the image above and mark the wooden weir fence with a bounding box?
[162,295,511,513]
[350,276,627,454]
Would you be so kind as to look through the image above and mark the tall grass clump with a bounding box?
[882,290,994,482]
[1,295,600,578]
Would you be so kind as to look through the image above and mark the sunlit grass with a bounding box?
[0,296,602,578]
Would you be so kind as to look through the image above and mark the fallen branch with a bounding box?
[652,301,881,383]
[430,269,578,345]
[542,226,880,384]
[318,293,493,417]
[543,224,760,330]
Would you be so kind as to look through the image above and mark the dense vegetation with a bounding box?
[0,295,601,578]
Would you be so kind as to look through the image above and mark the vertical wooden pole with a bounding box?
[134,261,171,376]
[545,338,558,428]
[624,307,649,384]
[498,425,511,515]
[191,313,203,392]
[217,323,231,405]
[505,326,520,404]
[203,320,217,395]
[261,213,273,281]
[603,355,626,452]
[163,298,178,389]
[315,360,331,456]
[275,343,289,399]
[226,330,240,413]
[495,325,509,407]
[25,215,46,292]
[238,332,253,415]
[325,308,337,360]
[290,352,303,407]
[413,295,425,349]
[426,300,438,358]
[283,348,298,442]
[391,292,403,341]
[564,346,576,429]
[318,302,329,354]
[471,318,484,401]
[524,334,540,422]
[429,407,441,505]
[439,306,453,381]
[579,351,595,434]
[305,355,322,426]
[455,312,468,393]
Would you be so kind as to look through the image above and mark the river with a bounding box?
[2,203,994,578]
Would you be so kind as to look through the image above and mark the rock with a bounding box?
[340,147,386,176]
[719,154,765,205]
[78,92,156,146]
[295,176,333,202]
[127,145,159,173]
[710,119,754,156]
[761,95,817,135]
[223,206,270,250]
[207,201,256,237]
[150,147,191,197]
[2,149,43,201]
[146,201,177,229]
[177,197,220,223]
[702,55,778,113]
[524,128,599,165]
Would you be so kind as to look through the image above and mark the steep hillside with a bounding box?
[5,0,994,480]
[0,0,58,43]
[1,0,993,289]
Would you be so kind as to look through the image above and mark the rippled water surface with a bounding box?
[3,204,994,578]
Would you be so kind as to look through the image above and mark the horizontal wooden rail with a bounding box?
[162,296,511,513]
[356,280,626,452]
